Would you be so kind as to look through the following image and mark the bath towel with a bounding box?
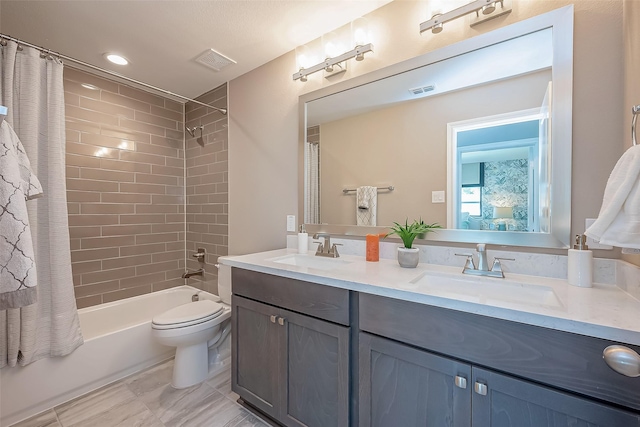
[356,186,377,226]
[585,144,640,248]
[0,121,43,309]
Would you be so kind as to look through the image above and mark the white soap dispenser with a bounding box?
[568,234,592,288]
[298,224,308,254]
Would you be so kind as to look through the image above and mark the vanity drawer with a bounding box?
[359,293,640,411]
[232,268,350,325]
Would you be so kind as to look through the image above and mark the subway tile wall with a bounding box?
[184,85,228,295]
[64,68,187,308]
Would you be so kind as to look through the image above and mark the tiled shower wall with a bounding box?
[64,68,186,308]
[184,85,229,295]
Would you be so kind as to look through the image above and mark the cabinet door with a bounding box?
[360,332,472,427]
[472,367,640,427]
[278,307,350,427]
[232,295,280,418]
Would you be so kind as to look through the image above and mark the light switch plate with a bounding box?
[286,215,296,232]
[584,218,613,250]
[432,191,445,203]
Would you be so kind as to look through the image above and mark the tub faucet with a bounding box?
[454,244,514,278]
[182,268,204,279]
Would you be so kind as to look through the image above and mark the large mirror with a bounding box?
[300,6,573,248]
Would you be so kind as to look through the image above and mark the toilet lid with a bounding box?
[152,300,223,326]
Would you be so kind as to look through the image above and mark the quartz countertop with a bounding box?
[219,248,640,346]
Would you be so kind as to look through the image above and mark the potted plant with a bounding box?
[386,219,441,268]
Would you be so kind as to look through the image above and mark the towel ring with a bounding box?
[633,104,640,147]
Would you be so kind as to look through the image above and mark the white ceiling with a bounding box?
[0,0,392,99]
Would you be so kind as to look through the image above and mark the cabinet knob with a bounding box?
[474,382,488,396]
[603,345,640,377]
[278,317,286,326]
[454,376,467,389]
[270,315,277,324]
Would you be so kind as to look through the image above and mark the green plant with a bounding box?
[386,219,441,249]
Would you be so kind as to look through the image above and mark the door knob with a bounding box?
[603,345,640,377]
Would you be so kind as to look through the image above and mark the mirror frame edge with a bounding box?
[298,5,574,250]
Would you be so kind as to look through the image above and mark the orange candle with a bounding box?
[366,234,379,262]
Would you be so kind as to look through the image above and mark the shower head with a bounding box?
[185,125,203,138]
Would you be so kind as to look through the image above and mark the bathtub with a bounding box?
[1,285,220,426]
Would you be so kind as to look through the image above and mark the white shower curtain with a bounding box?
[0,41,83,367]
[304,141,320,224]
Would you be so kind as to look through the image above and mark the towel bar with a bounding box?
[343,186,394,194]
[633,104,640,146]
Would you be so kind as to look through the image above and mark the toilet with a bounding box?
[151,265,232,389]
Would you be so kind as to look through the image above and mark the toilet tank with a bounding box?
[217,264,232,304]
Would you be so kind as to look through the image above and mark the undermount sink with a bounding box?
[268,254,352,271]
[409,271,564,309]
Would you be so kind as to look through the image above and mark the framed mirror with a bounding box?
[299,6,573,249]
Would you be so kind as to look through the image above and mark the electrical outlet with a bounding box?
[286,215,296,232]
[584,218,613,250]
[432,190,445,203]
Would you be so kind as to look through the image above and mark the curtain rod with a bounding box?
[0,33,227,115]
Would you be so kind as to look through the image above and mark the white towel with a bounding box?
[356,186,377,226]
[585,145,640,249]
[0,121,43,309]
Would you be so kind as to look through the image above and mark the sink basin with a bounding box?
[409,271,563,309]
[268,254,352,271]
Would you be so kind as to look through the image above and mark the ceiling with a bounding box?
[0,0,392,99]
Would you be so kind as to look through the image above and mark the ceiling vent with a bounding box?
[195,49,236,72]
[408,84,436,95]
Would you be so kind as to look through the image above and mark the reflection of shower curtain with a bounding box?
[0,41,83,367]
[304,142,319,224]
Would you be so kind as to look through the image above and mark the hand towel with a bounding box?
[357,186,370,209]
[585,145,640,248]
[356,186,377,226]
[0,121,43,309]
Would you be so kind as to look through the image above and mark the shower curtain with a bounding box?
[304,141,320,224]
[0,41,83,367]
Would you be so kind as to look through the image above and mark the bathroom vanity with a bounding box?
[224,249,640,427]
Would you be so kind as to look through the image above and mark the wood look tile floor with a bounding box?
[13,360,270,427]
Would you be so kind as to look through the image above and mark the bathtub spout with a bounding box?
[182,268,204,279]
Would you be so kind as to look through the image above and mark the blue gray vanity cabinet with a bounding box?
[231,268,351,427]
[359,293,640,426]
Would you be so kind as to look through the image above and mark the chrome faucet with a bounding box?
[182,268,204,279]
[455,244,513,278]
[312,233,341,258]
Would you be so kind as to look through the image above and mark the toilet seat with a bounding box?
[152,300,223,330]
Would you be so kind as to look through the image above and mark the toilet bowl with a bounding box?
[151,264,233,389]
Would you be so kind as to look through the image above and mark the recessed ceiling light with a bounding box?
[105,53,128,65]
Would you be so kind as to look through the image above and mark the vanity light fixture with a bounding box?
[293,43,373,82]
[294,17,373,82]
[420,0,511,35]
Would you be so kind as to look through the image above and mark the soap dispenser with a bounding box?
[298,225,308,254]
[568,234,592,288]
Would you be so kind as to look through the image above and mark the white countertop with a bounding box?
[220,248,640,346]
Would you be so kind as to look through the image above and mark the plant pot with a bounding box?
[397,247,419,268]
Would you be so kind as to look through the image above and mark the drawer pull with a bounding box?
[270,315,278,323]
[603,345,640,377]
[454,376,467,389]
[278,317,286,326]
[474,382,488,396]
